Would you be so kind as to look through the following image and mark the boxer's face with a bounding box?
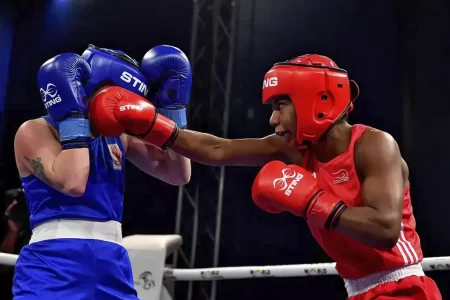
[270,98,297,145]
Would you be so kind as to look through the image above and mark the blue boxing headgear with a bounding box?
[81,44,148,98]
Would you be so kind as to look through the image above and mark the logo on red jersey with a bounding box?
[331,169,349,184]
[273,168,304,196]
[107,143,123,170]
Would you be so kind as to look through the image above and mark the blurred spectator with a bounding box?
[0,188,31,299]
[1,188,31,254]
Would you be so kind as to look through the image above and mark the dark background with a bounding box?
[1,0,449,299]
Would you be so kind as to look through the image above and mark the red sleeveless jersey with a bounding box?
[302,124,423,280]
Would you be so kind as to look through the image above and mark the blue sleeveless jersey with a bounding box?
[21,115,126,229]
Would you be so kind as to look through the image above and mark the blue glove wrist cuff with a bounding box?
[59,118,92,149]
[156,107,187,128]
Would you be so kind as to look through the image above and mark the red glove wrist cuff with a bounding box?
[305,191,347,230]
[142,113,179,149]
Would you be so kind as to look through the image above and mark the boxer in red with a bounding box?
[90,54,442,299]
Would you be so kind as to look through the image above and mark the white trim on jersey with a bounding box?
[395,222,419,265]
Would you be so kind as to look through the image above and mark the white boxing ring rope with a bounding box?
[163,256,450,281]
[0,252,448,281]
[0,253,20,267]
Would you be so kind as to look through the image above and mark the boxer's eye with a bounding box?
[277,100,289,110]
[272,99,287,110]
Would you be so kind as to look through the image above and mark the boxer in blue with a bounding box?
[12,44,191,299]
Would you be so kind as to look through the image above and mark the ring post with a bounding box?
[124,234,183,300]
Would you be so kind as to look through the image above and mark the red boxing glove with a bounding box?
[88,86,179,149]
[251,161,347,230]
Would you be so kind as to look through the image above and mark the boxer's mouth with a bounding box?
[276,130,289,137]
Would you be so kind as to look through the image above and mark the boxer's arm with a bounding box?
[14,119,90,197]
[334,130,404,249]
[170,130,295,167]
[124,135,191,186]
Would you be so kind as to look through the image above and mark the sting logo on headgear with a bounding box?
[81,44,148,98]
[262,77,278,88]
[40,83,62,108]
[262,54,360,149]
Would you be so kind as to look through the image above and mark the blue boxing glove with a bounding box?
[141,45,192,128]
[38,53,92,149]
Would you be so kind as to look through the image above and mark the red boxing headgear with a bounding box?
[262,54,359,149]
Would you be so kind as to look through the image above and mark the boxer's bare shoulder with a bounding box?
[355,126,409,188]
[14,118,61,178]
[15,118,59,146]
[22,118,58,135]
